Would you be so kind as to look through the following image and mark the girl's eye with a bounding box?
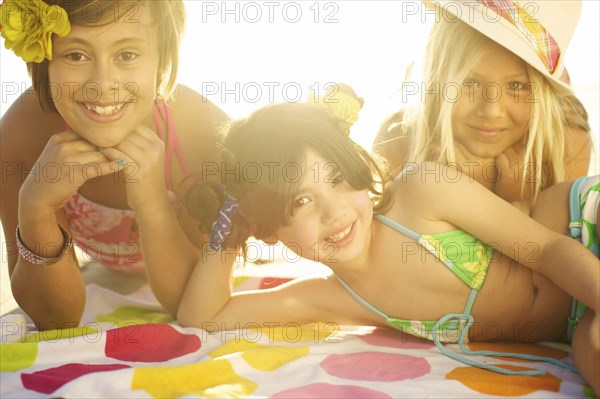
[293,196,311,208]
[65,52,89,62]
[118,52,138,62]
[506,81,529,91]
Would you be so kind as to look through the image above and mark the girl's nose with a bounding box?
[475,84,505,118]
[321,197,347,225]
[85,61,119,102]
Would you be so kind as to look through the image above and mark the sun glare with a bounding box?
[1,1,598,156]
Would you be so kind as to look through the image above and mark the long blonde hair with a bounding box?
[405,18,587,202]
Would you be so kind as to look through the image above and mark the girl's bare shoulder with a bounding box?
[166,85,230,167]
[167,85,229,139]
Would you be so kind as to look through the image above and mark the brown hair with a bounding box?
[28,0,185,112]
[186,102,389,253]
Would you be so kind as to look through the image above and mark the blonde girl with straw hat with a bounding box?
[374,0,592,212]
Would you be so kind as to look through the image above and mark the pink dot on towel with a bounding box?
[106,324,200,362]
[321,352,430,381]
[271,382,391,398]
[358,328,434,349]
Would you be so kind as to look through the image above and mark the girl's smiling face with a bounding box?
[274,150,374,267]
[48,8,159,147]
[451,40,533,159]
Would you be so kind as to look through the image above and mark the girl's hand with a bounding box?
[19,131,122,215]
[452,141,497,191]
[495,144,533,204]
[100,125,167,212]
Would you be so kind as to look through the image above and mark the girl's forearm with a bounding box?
[539,236,600,313]
[177,252,236,329]
[13,208,86,329]
[135,197,201,317]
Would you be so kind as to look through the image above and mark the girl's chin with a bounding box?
[67,120,134,145]
[75,131,129,147]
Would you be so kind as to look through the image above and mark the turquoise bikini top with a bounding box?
[334,214,578,376]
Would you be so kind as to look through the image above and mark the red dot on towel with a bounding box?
[259,277,294,289]
[271,382,391,398]
[22,363,130,394]
[321,352,430,381]
[105,324,201,362]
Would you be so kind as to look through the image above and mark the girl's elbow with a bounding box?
[176,306,194,328]
[16,295,85,331]
[176,306,204,329]
[177,305,223,331]
[12,283,85,330]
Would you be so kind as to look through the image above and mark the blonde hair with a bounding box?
[406,18,588,203]
[406,17,488,164]
[28,0,185,112]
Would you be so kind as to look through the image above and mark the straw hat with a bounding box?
[423,0,582,89]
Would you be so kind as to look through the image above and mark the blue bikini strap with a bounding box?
[335,274,478,322]
[358,215,580,376]
[431,313,578,376]
[568,176,588,239]
[375,214,420,241]
[431,289,578,376]
[334,274,389,320]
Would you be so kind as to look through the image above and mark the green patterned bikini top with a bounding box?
[335,214,576,376]
[336,214,493,343]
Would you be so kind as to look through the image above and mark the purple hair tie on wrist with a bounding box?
[208,194,239,251]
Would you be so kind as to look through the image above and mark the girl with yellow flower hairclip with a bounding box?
[0,0,228,329]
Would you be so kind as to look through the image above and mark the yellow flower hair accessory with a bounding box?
[308,82,364,134]
[0,0,70,63]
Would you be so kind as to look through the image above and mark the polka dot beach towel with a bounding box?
[0,263,592,398]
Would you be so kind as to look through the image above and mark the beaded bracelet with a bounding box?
[16,225,73,266]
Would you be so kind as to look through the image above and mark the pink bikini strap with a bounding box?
[152,101,193,190]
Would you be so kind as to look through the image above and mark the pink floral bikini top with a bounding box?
[64,101,191,274]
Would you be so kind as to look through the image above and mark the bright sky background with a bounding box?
[1,0,598,153]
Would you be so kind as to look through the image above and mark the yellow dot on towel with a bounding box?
[208,338,261,358]
[24,326,99,343]
[209,339,309,371]
[242,345,309,371]
[95,306,172,325]
[0,343,38,372]
[132,358,257,398]
[250,323,338,343]
[232,275,251,288]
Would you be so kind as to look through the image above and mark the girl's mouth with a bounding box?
[84,103,125,115]
[324,222,356,249]
[326,224,353,243]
